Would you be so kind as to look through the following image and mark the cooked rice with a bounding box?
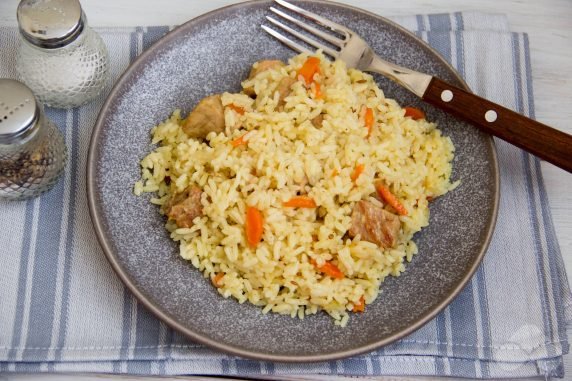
[134,52,458,326]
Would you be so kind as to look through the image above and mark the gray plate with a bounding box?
[87,0,499,362]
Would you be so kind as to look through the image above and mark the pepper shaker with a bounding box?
[16,0,109,109]
[0,79,67,200]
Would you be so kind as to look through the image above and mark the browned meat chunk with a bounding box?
[276,76,297,107]
[182,94,224,139]
[311,114,324,128]
[348,200,400,248]
[249,60,285,79]
[243,60,285,96]
[162,186,203,228]
[244,88,256,97]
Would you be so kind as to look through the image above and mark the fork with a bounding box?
[263,0,572,173]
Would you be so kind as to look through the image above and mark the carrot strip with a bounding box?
[230,133,248,147]
[245,206,263,248]
[311,259,344,279]
[351,164,365,182]
[228,104,245,115]
[404,106,425,120]
[313,82,323,99]
[364,107,374,136]
[321,262,344,279]
[212,273,224,288]
[283,196,317,208]
[298,57,321,85]
[375,181,408,216]
[352,296,365,312]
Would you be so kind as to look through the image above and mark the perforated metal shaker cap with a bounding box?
[0,79,39,144]
[17,0,85,49]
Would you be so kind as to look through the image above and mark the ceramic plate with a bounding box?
[87,0,499,362]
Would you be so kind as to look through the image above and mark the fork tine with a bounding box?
[274,0,351,38]
[261,25,312,55]
[266,16,339,58]
[269,7,345,47]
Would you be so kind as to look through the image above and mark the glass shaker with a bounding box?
[16,0,109,109]
[0,79,67,200]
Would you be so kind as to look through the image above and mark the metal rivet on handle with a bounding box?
[441,89,453,102]
[485,110,497,122]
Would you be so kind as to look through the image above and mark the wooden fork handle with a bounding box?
[422,77,572,173]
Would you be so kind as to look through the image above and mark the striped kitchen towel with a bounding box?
[1,11,570,379]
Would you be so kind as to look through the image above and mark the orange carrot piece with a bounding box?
[320,262,344,279]
[230,133,248,147]
[228,104,245,115]
[351,164,365,182]
[298,57,321,85]
[364,107,374,135]
[331,169,339,177]
[352,296,365,312]
[212,273,224,288]
[404,106,425,120]
[313,82,323,99]
[245,206,263,248]
[375,182,408,216]
[283,196,317,208]
[311,259,344,279]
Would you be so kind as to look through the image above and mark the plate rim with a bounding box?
[87,0,500,362]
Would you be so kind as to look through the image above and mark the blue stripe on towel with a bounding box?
[513,32,554,359]
[143,26,169,51]
[427,32,451,65]
[524,32,567,350]
[416,15,425,31]
[454,15,465,78]
[55,107,81,360]
[21,109,68,362]
[14,362,41,372]
[475,268,492,378]
[449,282,478,377]
[428,13,451,32]
[454,12,465,33]
[236,359,261,374]
[7,199,36,361]
[158,325,173,373]
[435,313,447,374]
[265,360,275,374]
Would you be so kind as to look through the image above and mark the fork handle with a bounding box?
[422,77,572,173]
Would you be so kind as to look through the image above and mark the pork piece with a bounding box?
[162,186,203,228]
[243,60,285,96]
[311,114,324,128]
[182,94,224,139]
[249,60,285,78]
[276,76,297,107]
[348,200,400,248]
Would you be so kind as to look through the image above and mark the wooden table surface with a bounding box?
[0,1,570,380]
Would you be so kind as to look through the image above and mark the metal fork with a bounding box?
[262,0,572,173]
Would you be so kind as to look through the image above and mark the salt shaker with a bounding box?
[0,79,67,200]
[16,0,109,109]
